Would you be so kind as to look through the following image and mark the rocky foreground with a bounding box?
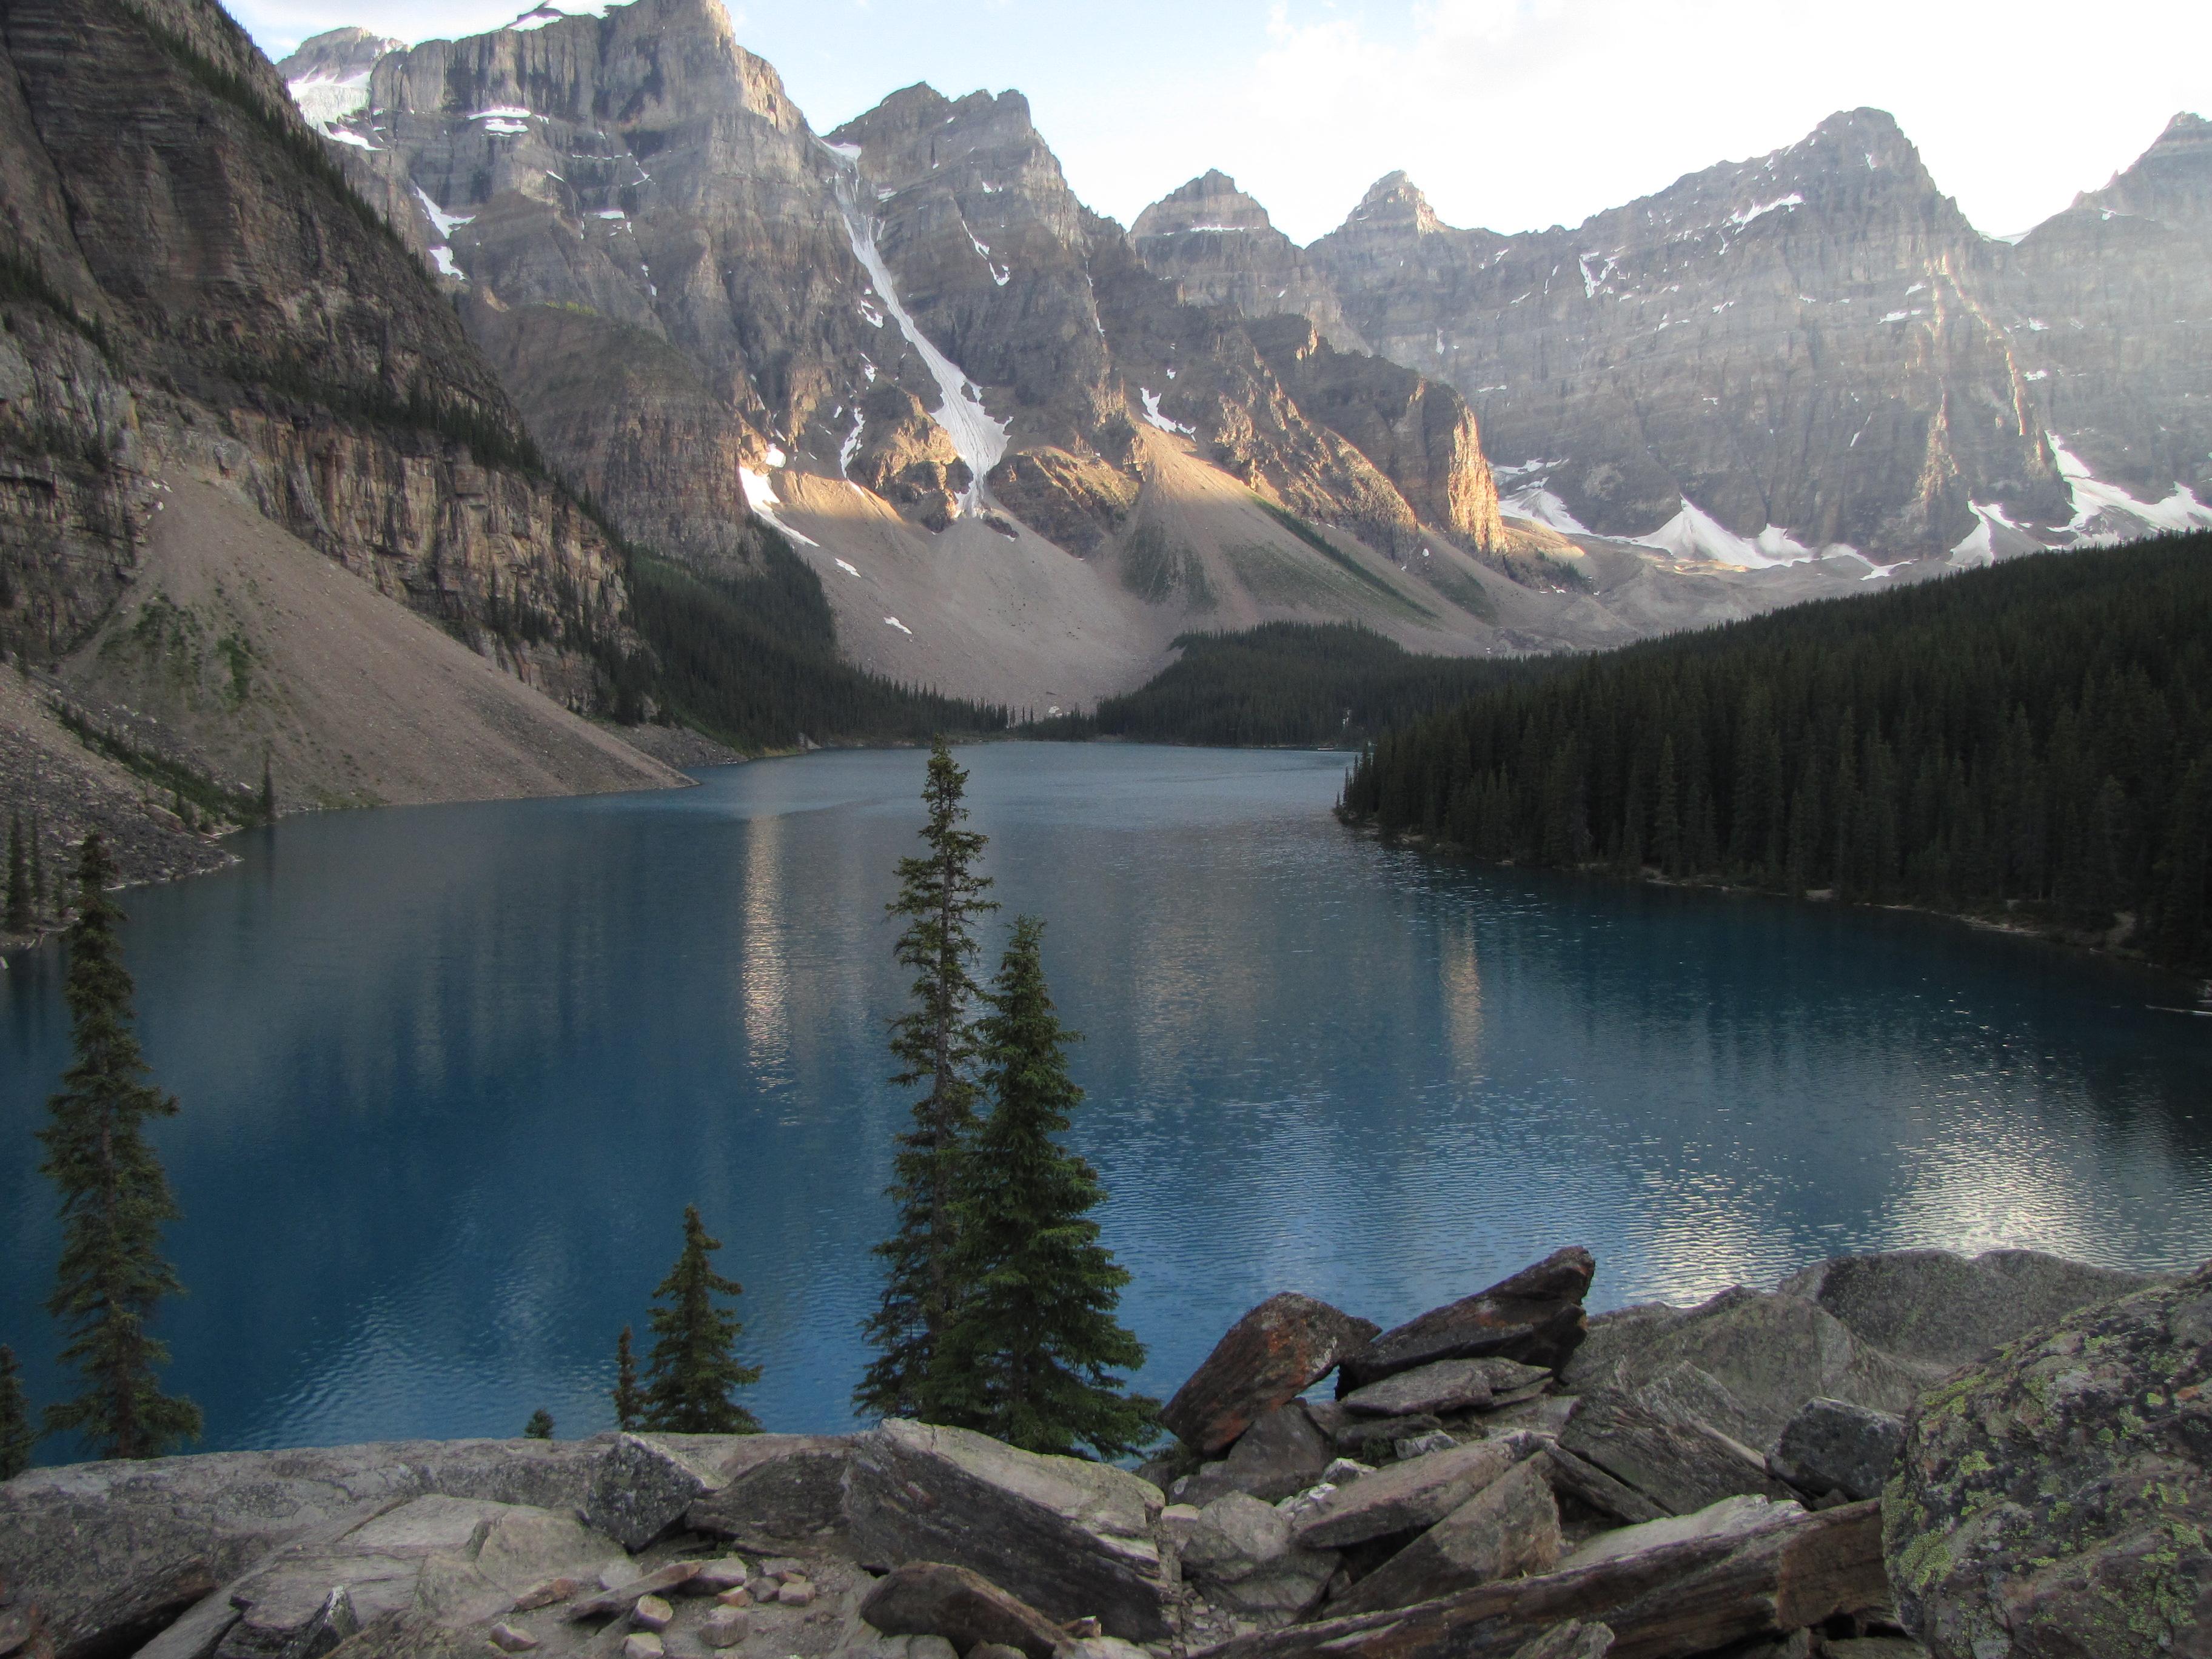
[2,1245,2204,1659]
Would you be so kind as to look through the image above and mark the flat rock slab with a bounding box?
[685,1436,856,1544]
[1557,1494,1804,1574]
[1885,1261,2212,1659]
[1164,1294,1381,1456]
[1557,1391,1796,1518]
[1538,1445,1665,1527]
[846,1421,1171,1642]
[1193,1501,1887,1659]
[1175,1404,1335,1507]
[1766,1398,1902,1503]
[0,1436,615,1659]
[1342,1358,1552,1419]
[1292,1436,1535,1550]
[1330,1458,1563,1615]
[858,1561,1068,1659]
[1339,1249,1594,1392]
[1782,1247,2167,1381]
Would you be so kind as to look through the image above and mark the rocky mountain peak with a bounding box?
[1346,170,1444,235]
[1131,170,1275,237]
[274,26,401,82]
[2075,110,2212,223]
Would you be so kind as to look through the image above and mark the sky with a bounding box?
[232,0,2211,244]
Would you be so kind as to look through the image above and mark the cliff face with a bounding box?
[1307,113,2070,558]
[0,0,677,883]
[1993,113,2212,525]
[1133,170,1366,354]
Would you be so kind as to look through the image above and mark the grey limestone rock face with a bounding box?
[1290,1435,1536,1550]
[1340,1357,1550,1419]
[1132,170,1368,354]
[1883,1261,2212,1659]
[1556,1392,1798,1518]
[0,1436,612,1659]
[1173,1402,1336,1507]
[1328,1456,1563,1615]
[843,1420,1172,1641]
[1778,1248,2168,1383]
[1339,1248,1595,1391]
[1766,1399,1905,1504]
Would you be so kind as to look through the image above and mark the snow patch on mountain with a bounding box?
[508,0,617,28]
[824,147,1008,515]
[1139,388,1195,437]
[1629,499,1812,568]
[2052,436,2212,535]
[287,70,371,128]
[739,464,819,546]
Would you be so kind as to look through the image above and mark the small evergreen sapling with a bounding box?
[857,737,996,1421]
[38,834,201,1459]
[0,1344,33,1479]
[611,1326,642,1430]
[933,918,1158,1458]
[640,1207,762,1434]
[523,1408,554,1440]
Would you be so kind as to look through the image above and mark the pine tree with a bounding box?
[856,738,997,1420]
[931,919,1157,1457]
[5,814,29,933]
[25,812,43,925]
[0,1344,33,1479]
[611,1326,642,1430]
[523,1408,554,1440]
[259,754,275,826]
[38,835,201,1460]
[640,1206,761,1434]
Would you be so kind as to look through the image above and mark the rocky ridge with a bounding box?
[0,0,685,892]
[1,1244,2186,1659]
[283,2,1929,710]
[1245,108,2211,567]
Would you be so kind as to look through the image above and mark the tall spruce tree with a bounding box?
[856,739,996,1420]
[5,813,30,933]
[0,1344,32,1479]
[39,834,201,1459]
[931,919,1156,1457]
[611,1326,642,1430]
[639,1206,761,1433]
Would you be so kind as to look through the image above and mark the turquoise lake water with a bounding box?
[2,742,2207,1460]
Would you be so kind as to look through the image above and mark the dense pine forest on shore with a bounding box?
[1340,533,2212,974]
[1027,623,1546,748]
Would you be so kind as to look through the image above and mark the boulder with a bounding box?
[845,1421,1172,1641]
[1557,1494,1806,1573]
[1292,1436,1536,1550]
[1330,1458,1563,1615]
[1332,1413,1446,1463]
[1883,1262,2212,1658]
[1506,1624,1614,1659]
[1175,1403,1335,1507]
[1766,1400,1903,1504]
[565,1563,703,1621]
[857,1563,1070,1659]
[1537,1446,1666,1527]
[206,1495,620,1658]
[1782,1247,2168,1384]
[0,1436,609,1659]
[1164,1295,1381,1456]
[583,1433,760,1552]
[1338,1249,1595,1392]
[1179,1493,1339,1623]
[1557,1392,1797,1517]
[1341,1358,1551,1419]
[701,1606,750,1650]
[1193,1501,1888,1659]
[1561,1289,1922,1453]
[685,1436,854,1544]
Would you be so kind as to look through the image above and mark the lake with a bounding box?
[3,742,2208,1461]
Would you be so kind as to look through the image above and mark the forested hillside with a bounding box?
[1031,625,1543,748]
[1341,535,2212,973]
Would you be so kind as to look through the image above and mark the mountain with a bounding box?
[0,0,695,892]
[1256,108,2210,565]
[286,0,1940,708]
